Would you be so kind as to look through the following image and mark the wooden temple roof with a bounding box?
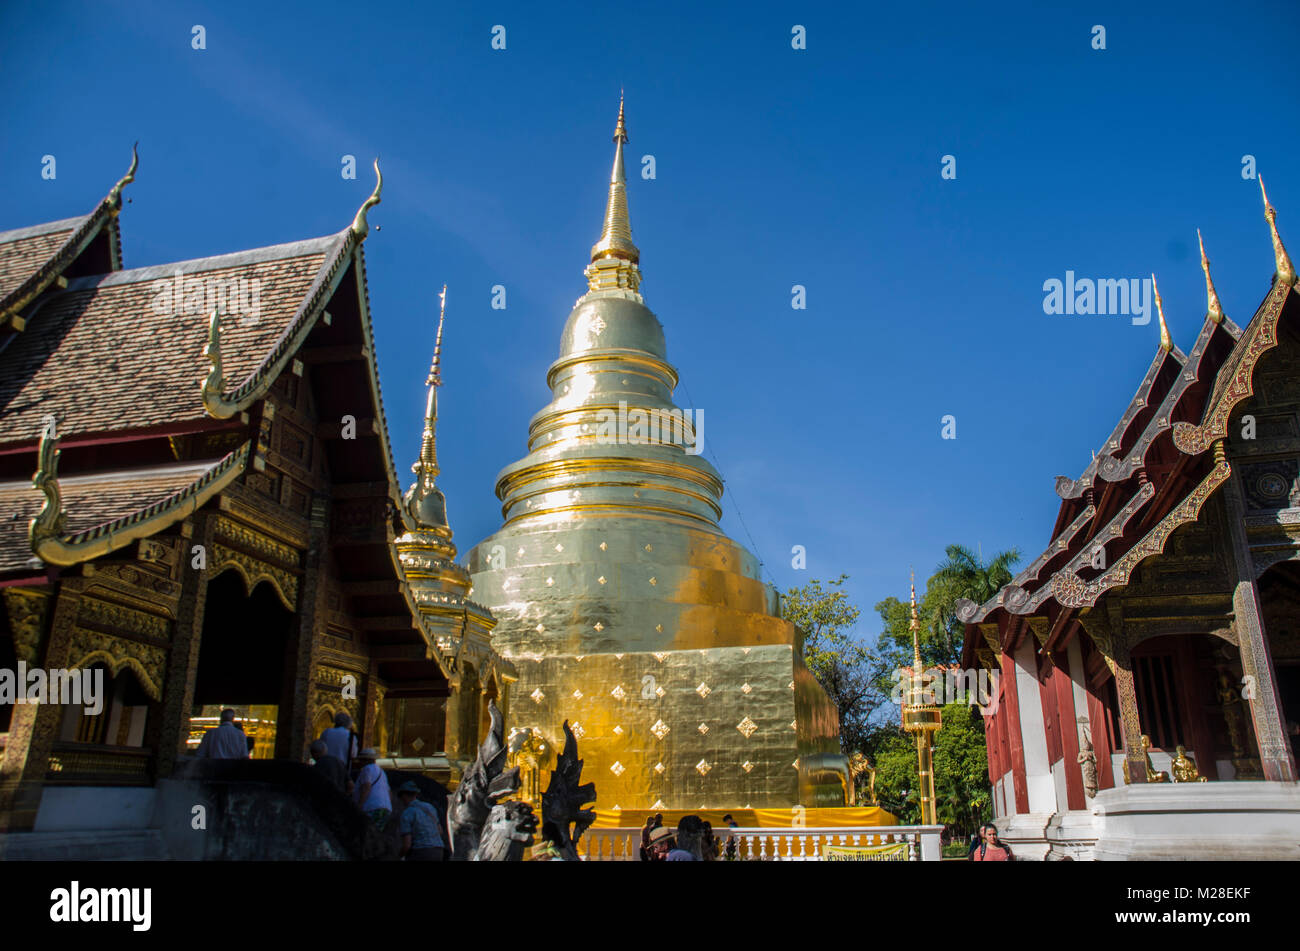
[960,197,1298,663]
[0,453,245,573]
[0,147,133,335]
[0,153,500,685]
[0,236,339,446]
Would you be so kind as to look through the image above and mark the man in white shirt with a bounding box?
[319,712,357,769]
[353,748,392,830]
[195,709,250,759]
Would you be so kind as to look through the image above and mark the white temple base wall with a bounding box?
[994,783,1300,859]
[1044,809,1098,860]
[993,812,1054,860]
[1090,782,1300,860]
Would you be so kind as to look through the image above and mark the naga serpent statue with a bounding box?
[447,699,538,860]
[446,705,597,860]
[540,720,597,860]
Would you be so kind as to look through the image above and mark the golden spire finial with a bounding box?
[909,568,923,673]
[589,96,639,265]
[417,286,447,476]
[1197,229,1224,324]
[107,142,139,211]
[429,284,447,387]
[402,287,454,536]
[1152,273,1172,352]
[1260,177,1296,287]
[350,158,383,239]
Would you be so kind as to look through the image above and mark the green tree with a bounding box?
[873,544,1021,693]
[782,575,885,755]
[865,704,994,838]
[866,545,1018,834]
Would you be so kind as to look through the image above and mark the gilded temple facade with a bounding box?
[466,102,846,809]
[0,151,509,832]
[958,184,1300,858]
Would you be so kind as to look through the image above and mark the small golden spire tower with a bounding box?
[584,93,642,296]
[901,571,941,826]
[394,286,506,779]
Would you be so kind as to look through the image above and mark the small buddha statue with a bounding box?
[1171,745,1207,783]
[1122,735,1169,783]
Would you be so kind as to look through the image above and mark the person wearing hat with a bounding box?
[395,780,445,861]
[352,748,393,831]
[646,825,675,861]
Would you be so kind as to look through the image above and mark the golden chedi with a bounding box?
[466,99,845,808]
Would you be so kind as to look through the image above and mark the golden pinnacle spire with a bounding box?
[588,93,640,268]
[909,569,923,674]
[429,284,447,387]
[1152,273,1172,352]
[1260,177,1296,287]
[416,286,447,477]
[1197,229,1224,324]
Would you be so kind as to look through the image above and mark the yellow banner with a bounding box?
[823,843,910,861]
[591,806,897,829]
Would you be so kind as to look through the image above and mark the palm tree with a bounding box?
[925,544,1021,661]
[934,544,1020,605]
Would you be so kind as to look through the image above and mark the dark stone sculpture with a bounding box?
[540,720,597,861]
[447,699,538,860]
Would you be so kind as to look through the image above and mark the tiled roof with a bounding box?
[0,217,85,304]
[0,460,221,573]
[0,233,345,445]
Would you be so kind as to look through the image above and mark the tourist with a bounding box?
[722,813,740,860]
[675,814,705,860]
[700,820,719,860]
[195,709,250,759]
[665,828,697,862]
[639,814,662,861]
[646,825,674,861]
[320,712,358,773]
[395,781,445,861]
[310,739,347,794]
[353,748,393,831]
[970,822,1013,862]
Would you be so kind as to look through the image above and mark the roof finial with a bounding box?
[1152,273,1172,352]
[1260,177,1296,287]
[107,141,139,211]
[200,309,229,418]
[589,95,639,265]
[417,287,446,476]
[429,284,447,387]
[403,288,453,533]
[29,422,66,549]
[1197,229,1224,324]
[351,158,383,239]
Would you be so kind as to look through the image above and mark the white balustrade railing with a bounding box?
[580,825,944,861]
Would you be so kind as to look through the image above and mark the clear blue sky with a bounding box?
[3,0,1297,647]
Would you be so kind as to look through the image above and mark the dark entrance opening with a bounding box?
[191,572,293,757]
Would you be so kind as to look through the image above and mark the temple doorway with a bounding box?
[189,572,293,758]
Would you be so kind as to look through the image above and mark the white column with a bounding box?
[1014,637,1056,814]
